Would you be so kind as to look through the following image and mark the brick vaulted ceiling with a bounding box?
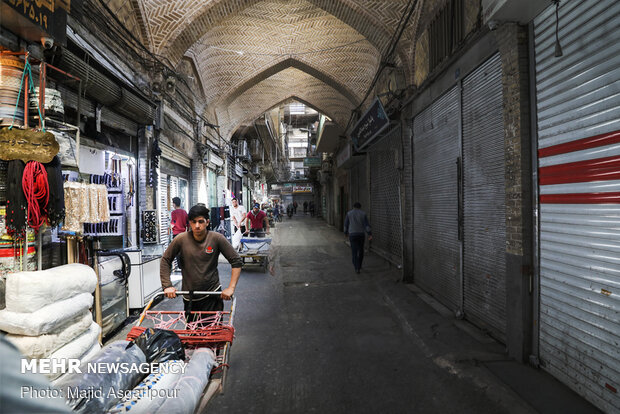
[111,0,420,139]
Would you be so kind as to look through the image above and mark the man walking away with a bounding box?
[170,197,189,270]
[303,201,308,214]
[344,202,372,273]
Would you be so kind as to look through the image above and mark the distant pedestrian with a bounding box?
[309,201,315,217]
[293,201,298,214]
[303,201,308,214]
[230,197,247,235]
[245,203,270,237]
[170,197,189,270]
[344,202,372,274]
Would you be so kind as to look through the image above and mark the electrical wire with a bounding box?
[344,0,418,133]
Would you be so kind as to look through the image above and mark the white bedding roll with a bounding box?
[0,292,93,336]
[5,311,92,359]
[45,322,101,380]
[5,263,97,313]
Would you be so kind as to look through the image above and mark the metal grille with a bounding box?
[462,53,507,340]
[368,125,402,266]
[158,173,169,246]
[534,1,620,412]
[413,86,460,311]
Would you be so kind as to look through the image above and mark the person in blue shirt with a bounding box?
[343,202,372,273]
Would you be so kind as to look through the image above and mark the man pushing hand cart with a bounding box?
[160,204,243,319]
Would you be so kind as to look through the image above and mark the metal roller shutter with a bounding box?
[462,54,507,340]
[534,1,620,412]
[413,86,460,311]
[369,126,402,266]
[160,143,191,168]
[158,173,169,246]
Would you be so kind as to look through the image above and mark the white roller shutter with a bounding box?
[534,1,620,412]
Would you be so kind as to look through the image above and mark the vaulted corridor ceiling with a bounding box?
[107,0,421,139]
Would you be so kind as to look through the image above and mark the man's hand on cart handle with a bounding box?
[221,287,234,300]
[164,287,177,298]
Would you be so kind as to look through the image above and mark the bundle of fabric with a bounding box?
[107,360,186,413]
[4,263,97,312]
[154,348,217,414]
[56,340,147,413]
[0,264,99,380]
[63,182,110,232]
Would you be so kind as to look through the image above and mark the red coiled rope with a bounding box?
[22,161,49,232]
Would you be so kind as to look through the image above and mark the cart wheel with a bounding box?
[262,257,269,272]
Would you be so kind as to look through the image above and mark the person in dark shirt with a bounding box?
[161,205,243,318]
[344,202,372,274]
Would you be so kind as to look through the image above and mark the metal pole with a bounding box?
[92,238,103,345]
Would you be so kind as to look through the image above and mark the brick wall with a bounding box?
[495,22,533,363]
[495,23,532,257]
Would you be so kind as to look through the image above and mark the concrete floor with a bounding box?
[111,213,601,414]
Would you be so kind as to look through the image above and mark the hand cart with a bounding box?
[238,236,272,272]
[125,290,236,411]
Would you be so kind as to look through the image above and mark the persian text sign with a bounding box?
[293,185,313,193]
[350,97,389,150]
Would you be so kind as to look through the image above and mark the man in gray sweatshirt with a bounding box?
[344,202,372,273]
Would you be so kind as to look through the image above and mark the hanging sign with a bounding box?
[1,0,70,45]
[0,128,59,163]
[350,97,389,150]
[303,157,321,167]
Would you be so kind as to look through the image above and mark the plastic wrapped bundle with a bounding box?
[55,341,147,413]
[0,292,93,335]
[154,348,217,414]
[5,311,92,359]
[5,264,96,312]
[130,328,184,364]
[46,322,101,381]
[107,360,185,413]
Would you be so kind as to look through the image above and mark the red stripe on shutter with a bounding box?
[540,192,620,204]
[538,131,620,158]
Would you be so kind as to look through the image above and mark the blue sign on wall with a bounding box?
[350,97,389,150]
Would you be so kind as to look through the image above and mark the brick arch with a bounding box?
[157,0,408,67]
[222,58,358,107]
[213,67,353,139]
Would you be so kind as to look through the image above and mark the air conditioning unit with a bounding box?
[251,164,260,175]
[237,140,249,159]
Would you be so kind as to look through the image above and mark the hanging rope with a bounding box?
[22,161,49,232]
[9,54,45,131]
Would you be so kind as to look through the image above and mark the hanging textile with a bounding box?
[5,160,27,240]
[63,183,110,232]
[44,156,65,227]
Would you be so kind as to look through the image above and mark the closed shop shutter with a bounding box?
[368,126,402,266]
[462,53,507,340]
[160,143,191,169]
[534,1,620,412]
[158,173,169,246]
[413,86,460,311]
